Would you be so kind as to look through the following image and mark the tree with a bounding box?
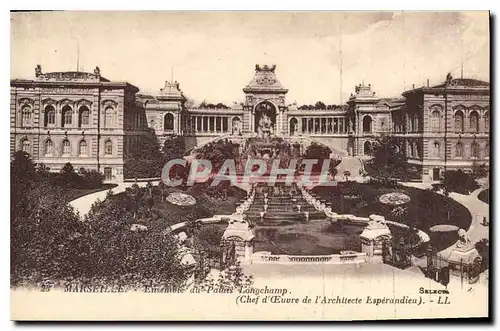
[11,183,86,286]
[472,162,488,180]
[124,131,186,179]
[442,169,479,194]
[196,139,236,174]
[11,169,192,289]
[191,224,225,259]
[365,136,410,180]
[11,151,37,219]
[315,101,326,110]
[81,185,191,288]
[301,142,341,175]
[162,135,186,161]
[78,169,104,189]
[11,151,37,188]
[60,162,81,188]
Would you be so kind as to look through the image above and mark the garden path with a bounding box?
[69,181,159,218]
[399,182,489,245]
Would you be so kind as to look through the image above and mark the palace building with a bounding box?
[11,64,490,183]
[10,66,149,182]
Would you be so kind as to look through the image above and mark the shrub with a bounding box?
[443,169,479,194]
[78,169,104,189]
[474,238,489,271]
[478,189,489,204]
[192,224,225,259]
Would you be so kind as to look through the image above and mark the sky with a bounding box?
[11,11,489,105]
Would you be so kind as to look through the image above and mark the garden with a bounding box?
[311,182,472,251]
[10,150,248,290]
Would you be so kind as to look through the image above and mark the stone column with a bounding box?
[278,110,282,135]
[73,108,79,128]
[56,107,62,129]
[174,113,178,134]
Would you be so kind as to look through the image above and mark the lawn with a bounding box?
[152,184,246,227]
[478,188,489,204]
[312,182,472,234]
[64,184,118,203]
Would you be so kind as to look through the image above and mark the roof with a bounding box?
[35,71,110,82]
[11,67,139,92]
[377,98,405,107]
[403,76,490,96]
[432,78,490,89]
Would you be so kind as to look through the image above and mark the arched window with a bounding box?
[485,143,489,157]
[232,116,241,135]
[362,116,372,133]
[104,107,114,128]
[104,140,113,156]
[21,139,30,154]
[62,139,71,156]
[484,111,489,131]
[432,141,440,158]
[455,142,464,158]
[79,106,90,127]
[164,113,174,131]
[454,110,464,132]
[21,106,32,127]
[364,141,372,156]
[62,105,73,127]
[44,139,54,156]
[469,110,479,132]
[431,110,441,132]
[79,140,88,156]
[471,142,480,158]
[409,142,415,157]
[289,118,298,136]
[45,105,55,127]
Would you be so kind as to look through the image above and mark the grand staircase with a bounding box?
[244,184,326,225]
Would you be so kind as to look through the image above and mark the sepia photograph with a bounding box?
[9,10,491,321]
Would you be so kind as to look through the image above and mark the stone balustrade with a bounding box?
[251,251,367,265]
[234,186,256,215]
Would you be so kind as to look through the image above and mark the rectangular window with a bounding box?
[64,112,73,126]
